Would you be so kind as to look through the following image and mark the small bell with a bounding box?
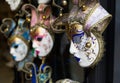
[26,17,31,22]
[42,15,46,20]
[30,73,32,77]
[85,42,91,48]
[59,9,63,16]
[82,5,87,11]
[62,0,67,6]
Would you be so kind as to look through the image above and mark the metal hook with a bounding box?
[52,0,63,16]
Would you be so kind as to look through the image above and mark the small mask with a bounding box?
[6,18,30,62]
[31,25,54,58]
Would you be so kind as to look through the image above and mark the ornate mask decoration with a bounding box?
[51,0,112,67]
[0,18,31,62]
[22,3,53,28]
[68,0,111,67]
[68,24,104,67]
[22,4,54,59]
[5,0,22,11]
[24,62,52,83]
[37,63,52,83]
[9,18,31,62]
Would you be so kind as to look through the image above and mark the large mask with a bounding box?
[0,18,30,62]
[68,22,104,67]
[68,0,111,67]
[51,0,112,67]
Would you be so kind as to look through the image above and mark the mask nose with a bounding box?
[10,48,17,59]
[69,40,78,54]
[32,40,39,48]
[10,47,15,55]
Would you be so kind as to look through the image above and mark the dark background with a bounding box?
[0,0,119,83]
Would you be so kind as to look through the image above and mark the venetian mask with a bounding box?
[9,36,29,61]
[8,18,30,62]
[21,3,54,58]
[31,25,54,58]
[68,22,103,67]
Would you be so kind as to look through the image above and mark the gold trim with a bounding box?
[87,30,105,68]
[30,24,55,42]
[90,15,112,34]
[8,35,29,50]
[84,3,99,26]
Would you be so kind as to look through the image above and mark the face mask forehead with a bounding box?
[8,35,29,47]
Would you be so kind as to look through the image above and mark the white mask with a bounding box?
[69,32,99,67]
[5,0,21,11]
[10,37,28,61]
[32,26,53,58]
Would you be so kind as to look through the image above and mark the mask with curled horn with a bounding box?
[21,3,53,28]
[21,4,54,59]
[1,18,31,62]
[0,18,16,38]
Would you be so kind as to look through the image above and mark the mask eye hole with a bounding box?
[14,44,18,49]
[37,37,42,41]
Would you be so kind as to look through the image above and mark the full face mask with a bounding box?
[31,25,54,58]
[9,19,31,62]
[0,18,31,62]
[67,21,103,67]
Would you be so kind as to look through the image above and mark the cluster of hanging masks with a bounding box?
[0,0,112,83]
